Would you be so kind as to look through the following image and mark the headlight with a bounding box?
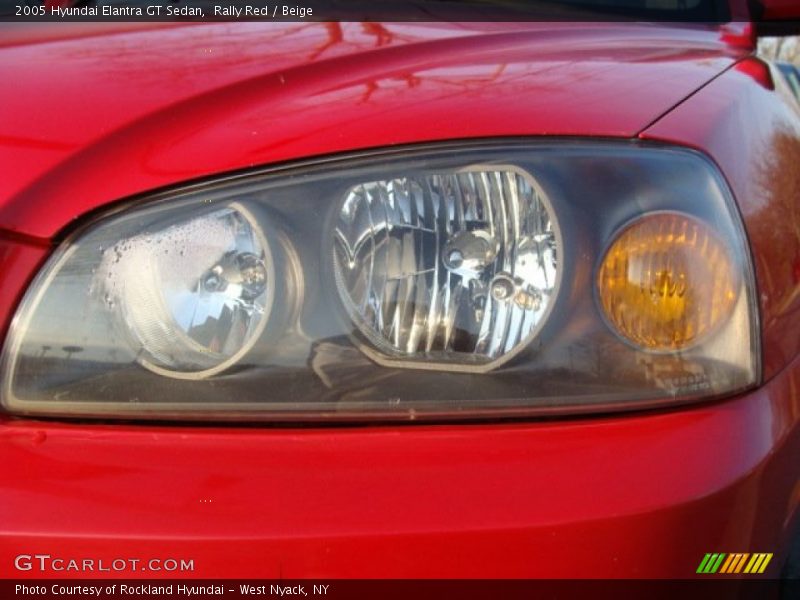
[98,205,273,378]
[332,167,560,371]
[0,142,759,421]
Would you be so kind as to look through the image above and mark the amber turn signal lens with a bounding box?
[597,213,739,351]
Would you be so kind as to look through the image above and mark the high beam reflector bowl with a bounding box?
[597,212,739,351]
[95,206,272,378]
[332,167,560,370]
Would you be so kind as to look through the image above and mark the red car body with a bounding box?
[1,17,800,579]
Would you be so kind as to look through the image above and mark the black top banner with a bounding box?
[0,0,747,23]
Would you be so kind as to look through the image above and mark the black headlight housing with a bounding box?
[0,141,759,422]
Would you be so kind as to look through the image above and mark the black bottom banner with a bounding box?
[5,579,800,600]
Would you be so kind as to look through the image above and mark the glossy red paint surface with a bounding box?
[0,21,799,579]
[0,22,746,240]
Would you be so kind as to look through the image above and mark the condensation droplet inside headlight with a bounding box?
[95,206,272,378]
[333,167,560,369]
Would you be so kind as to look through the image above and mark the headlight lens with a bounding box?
[0,142,760,421]
[332,168,559,370]
[97,206,272,378]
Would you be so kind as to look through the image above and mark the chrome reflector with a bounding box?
[333,167,560,369]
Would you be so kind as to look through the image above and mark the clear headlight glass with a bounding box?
[0,142,760,422]
[333,168,560,371]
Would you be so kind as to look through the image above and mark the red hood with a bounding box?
[0,22,749,239]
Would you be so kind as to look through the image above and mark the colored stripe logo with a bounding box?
[697,553,772,574]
